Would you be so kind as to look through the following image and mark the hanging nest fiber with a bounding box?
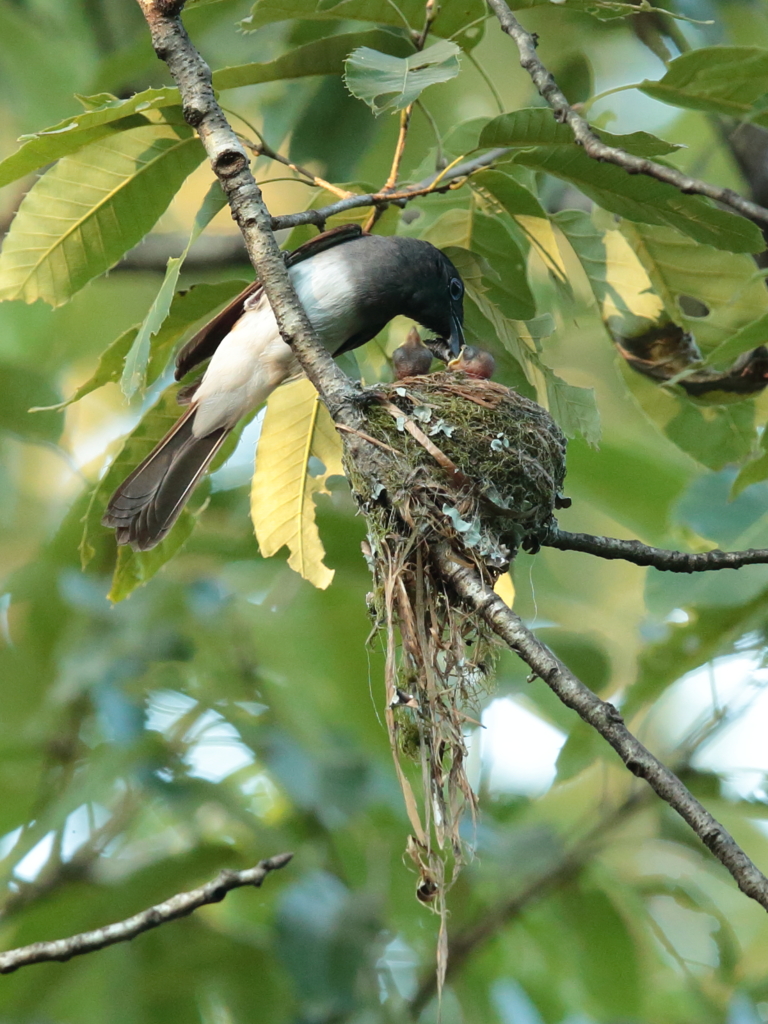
[342,370,567,965]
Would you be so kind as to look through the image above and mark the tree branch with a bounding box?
[486,0,768,229]
[544,526,768,572]
[0,853,293,974]
[432,542,768,914]
[135,0,360,426]
[269,148,509,232]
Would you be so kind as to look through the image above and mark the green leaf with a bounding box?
[146,279,249,386]
[705,311,768,370]
[0,363,63,442]
[639,46,768,119]
[107,513,197,603]
[121,181,228,398]
[473,169,569,286]
[213,29,411,91]
[554,209,666,340]
[619,222,768,353]
[242,0,486,46]
[560,883,640,1019]
[46,280,247,412]
[443,244,599,442]
[625,588,768,715]
[471,212,537,321]
[545,373,601,445]
[479,107,682,158]
[0,123,205,308]
[344,40,461,113]
[478,109,762,253]
[0,114,151,189]
[80,386,198,581]
[517,147,760,254]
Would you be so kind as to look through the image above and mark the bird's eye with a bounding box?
[450,278,464,302]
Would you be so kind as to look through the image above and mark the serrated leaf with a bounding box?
[545,373,601,445]
[0,123,205,307]
[121,181,228,398]
[344,40,460,113]
[243,0,486,46]
[704,311,768,371]
[80,386,199,584]
[478,109,762,253]
[250,378,344,589]
[518,146,760,253]
[639,46,768,118]
[479,107,682,158]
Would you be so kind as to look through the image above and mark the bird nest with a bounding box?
[344,371,567,957]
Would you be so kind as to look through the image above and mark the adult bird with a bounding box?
[102,224,465,551]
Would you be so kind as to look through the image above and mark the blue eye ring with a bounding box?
[450,278,463,302]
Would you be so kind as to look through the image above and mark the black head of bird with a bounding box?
[392,326,434,380]
[102,225,467,551]
[448,345,496,379]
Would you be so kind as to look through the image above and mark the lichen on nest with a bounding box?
[343,370,568,988]
[352,371,568,570]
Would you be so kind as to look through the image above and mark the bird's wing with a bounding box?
[174,223,364,381]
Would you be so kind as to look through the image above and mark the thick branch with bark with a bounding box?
[545,526,768,572]
[433,542,768,915]
[135,0,360,426]
[0,854,292,974]
[486,0,768,229]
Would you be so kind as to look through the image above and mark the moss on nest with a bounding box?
[351,371,567,571]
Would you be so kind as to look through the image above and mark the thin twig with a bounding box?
[432,542,768,914]
[270,147,509,231]
[486,0,768,229]
[241,135,354,201]
[545,526,768,572]
[364,0,438,230]
[0,854,293,974]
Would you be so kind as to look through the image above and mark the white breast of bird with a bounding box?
[191,249,362,438]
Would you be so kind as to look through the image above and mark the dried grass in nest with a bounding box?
[345,372,568,987]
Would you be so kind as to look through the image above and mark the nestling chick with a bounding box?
[448,345,496,379]
[392,326,434,380]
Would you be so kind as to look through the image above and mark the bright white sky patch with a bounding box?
[479,696,566,797]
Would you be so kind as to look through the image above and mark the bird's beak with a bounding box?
[447,312,464,357]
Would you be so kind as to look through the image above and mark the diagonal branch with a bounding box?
[544,526,768,572]
[486,0,768,229]
[135,0,360,426]
[0,853,293,974]
[432,542,768,914]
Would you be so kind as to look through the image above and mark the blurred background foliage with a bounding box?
[4,0,768,1022]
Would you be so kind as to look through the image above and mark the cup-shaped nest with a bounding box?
[350,372,568,571]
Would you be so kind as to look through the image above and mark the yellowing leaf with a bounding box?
[493,572,515,607]
[601,228,664,325]
[250,378,344,590]
[515,214,568,285]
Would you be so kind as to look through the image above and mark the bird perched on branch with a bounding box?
[103,224,465,551]
[392,326,434,380]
